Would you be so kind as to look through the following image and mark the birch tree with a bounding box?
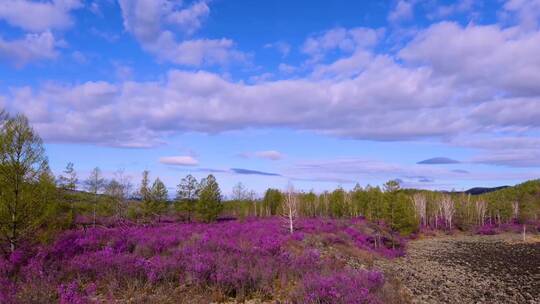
[85,167,105,227]
[475,200,487,226]
[0,114,49,253]
[412,193,427,227]
[282,183,298,234]
[440,195,455,229]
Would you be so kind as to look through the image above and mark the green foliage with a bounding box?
[175,174,199,221]
[386,192,418,234]
[329,187,346,217]
[262,188,282,216]
[196,174,223,222]
[58,162,78,191]
[383,179,401,193]
[0,114,56,253]
[141,177,168,221]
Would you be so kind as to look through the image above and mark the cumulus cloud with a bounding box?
[2,10,540,173]
[0,31,58,66]
[159,155,199,166]
[301,27,383,62]
[0,0,82,32]
[427,0,476,20]
[400,22,540,96]
[0,1,82,67]
[503,0,540,30]
[118,0,244,66]
[388,0,414,24]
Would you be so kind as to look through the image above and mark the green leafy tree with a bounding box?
[0,114,50,253]
[329,187,346,217]
[138,170,151,202]
[196,174,222,222]
[38,169,73,243]
[151,177,168,218]
[141,175,168,221]
[383,179,401,193]
[262,188,282,216]
[175,174,199,222]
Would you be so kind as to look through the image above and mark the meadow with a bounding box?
[0,113,538,303]
[1,217,405,303]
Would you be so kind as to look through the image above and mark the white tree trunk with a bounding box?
[282,183,297,234]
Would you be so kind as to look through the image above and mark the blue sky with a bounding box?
[1,0,540,196]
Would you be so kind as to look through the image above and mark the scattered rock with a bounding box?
[373,235,540,304]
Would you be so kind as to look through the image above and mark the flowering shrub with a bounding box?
[1,217,403,302]
[475,220,536,235]
[295,269,384,304]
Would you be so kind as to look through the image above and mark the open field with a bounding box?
[375,234,540,304]
[0,218,408,303]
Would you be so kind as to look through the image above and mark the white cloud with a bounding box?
[3,15,540,172]
[503,0,540,30]
[301,27,383,62]
[0,0,82,32]
[453,136,540,167]
[150,36,246,66]
[278,63,297,74]
[264,41,291,57]
[388,0,414,24]
[285,157,538,189]
[400,22,540,96]
[471,150,540,167]
[428,0,475,20]
[254,150,284,161]
[0,31,58,66]
[118,0,244,66]
[166,1,210,35]
[159,155,199,166]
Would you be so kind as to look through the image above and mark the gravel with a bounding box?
[374,234,540,304]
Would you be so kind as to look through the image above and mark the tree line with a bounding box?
[1,112,539,254]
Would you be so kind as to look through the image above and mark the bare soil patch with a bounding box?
[375,234,540,304]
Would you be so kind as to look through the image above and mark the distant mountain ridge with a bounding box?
[463,186,510,195]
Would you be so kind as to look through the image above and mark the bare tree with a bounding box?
[106,169,131,220]
[511,201,519,220]
[433,199,443,229]
[412,193,427,227]
[85,167,105,228]
[282,182,298,234]
[440,195,455,229]
[247,190,258,216]
[475,200,487,226]
[232,182,248,201]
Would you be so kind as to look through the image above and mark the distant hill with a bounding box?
[464,186,510,195]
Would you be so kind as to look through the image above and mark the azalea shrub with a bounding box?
[1,217,404,303]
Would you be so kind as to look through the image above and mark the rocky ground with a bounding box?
[375,234,540,304]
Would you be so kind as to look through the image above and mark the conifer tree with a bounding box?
[196,174,222,222]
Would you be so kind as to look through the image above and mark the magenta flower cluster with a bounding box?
[1,217,403,302]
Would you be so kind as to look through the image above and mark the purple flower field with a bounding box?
[0,217,405,303]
